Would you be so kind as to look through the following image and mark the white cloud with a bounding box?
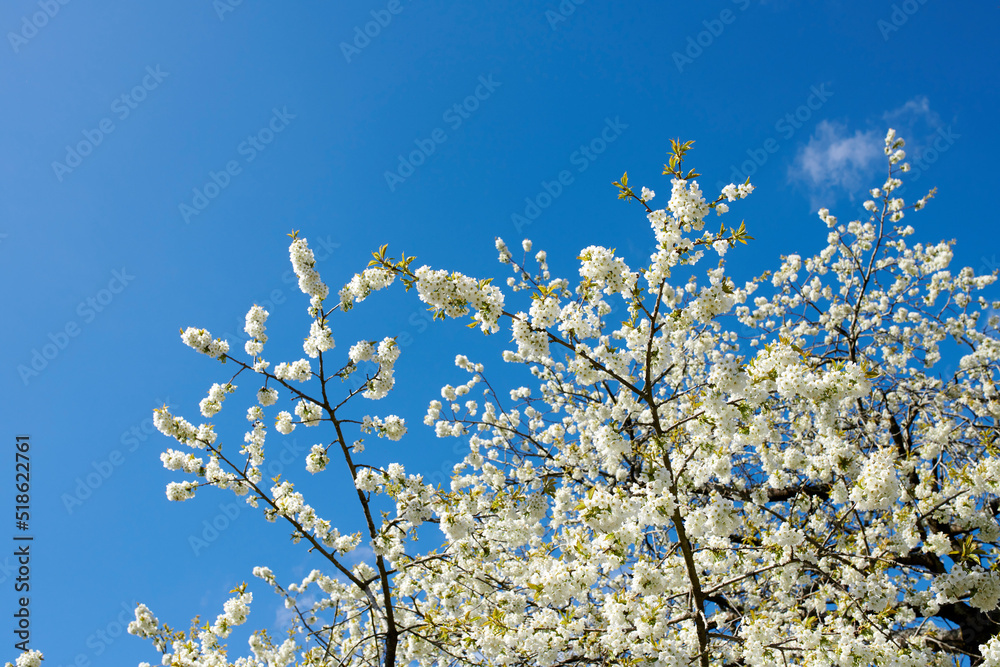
[789,120,881,208]
[883,95,941,130]
[881,95,953,172]
[786,95,946,210]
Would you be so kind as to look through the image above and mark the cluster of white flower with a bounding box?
[414,265,506,333]
[244,304,268,356]
[643,209,691,289]
[126,604,159,644]
[305,444,329,473]
[578,246,635,299]
[361,414,407,441]
[180,326,229,360]
[124,593,258,667]
[275,410,295,435]
[273,358,311,382]
[165,480,197,501]
[362,338,400,399]
[198,382,235,417]
[339,266,395,310]
[303,319,335,358]
[211,591,251,638]
[668,177,710,229]
[983,636,1000,667]
[771,253,802,286]
[153,406,197,443]
[557,300,605,340]
[509,313,550,362]
[160,449,203,474]
[720,181,754,202]
[249,635,297,667]
[885,127,906,162]
[528,294,560,329]
[294,399,323,426]
[348,339,375,363]
[270,480,305,520]
[354,466,381,493]
[495,237,513,264]
[687,280,737,324]
[535,249,550,279]
[3,651,42,667]
[455,354,484,373]
[970,570,1000,611]
[684,495,738,541]
[289,237,329,302]
[153,407,216,449]
[816,207,838,229]
[241,420,267,469]
[257,386,278,407]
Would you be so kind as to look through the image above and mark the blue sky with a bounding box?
[1,1,997,664]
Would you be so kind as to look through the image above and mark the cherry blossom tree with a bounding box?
[13,129,1000,667]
